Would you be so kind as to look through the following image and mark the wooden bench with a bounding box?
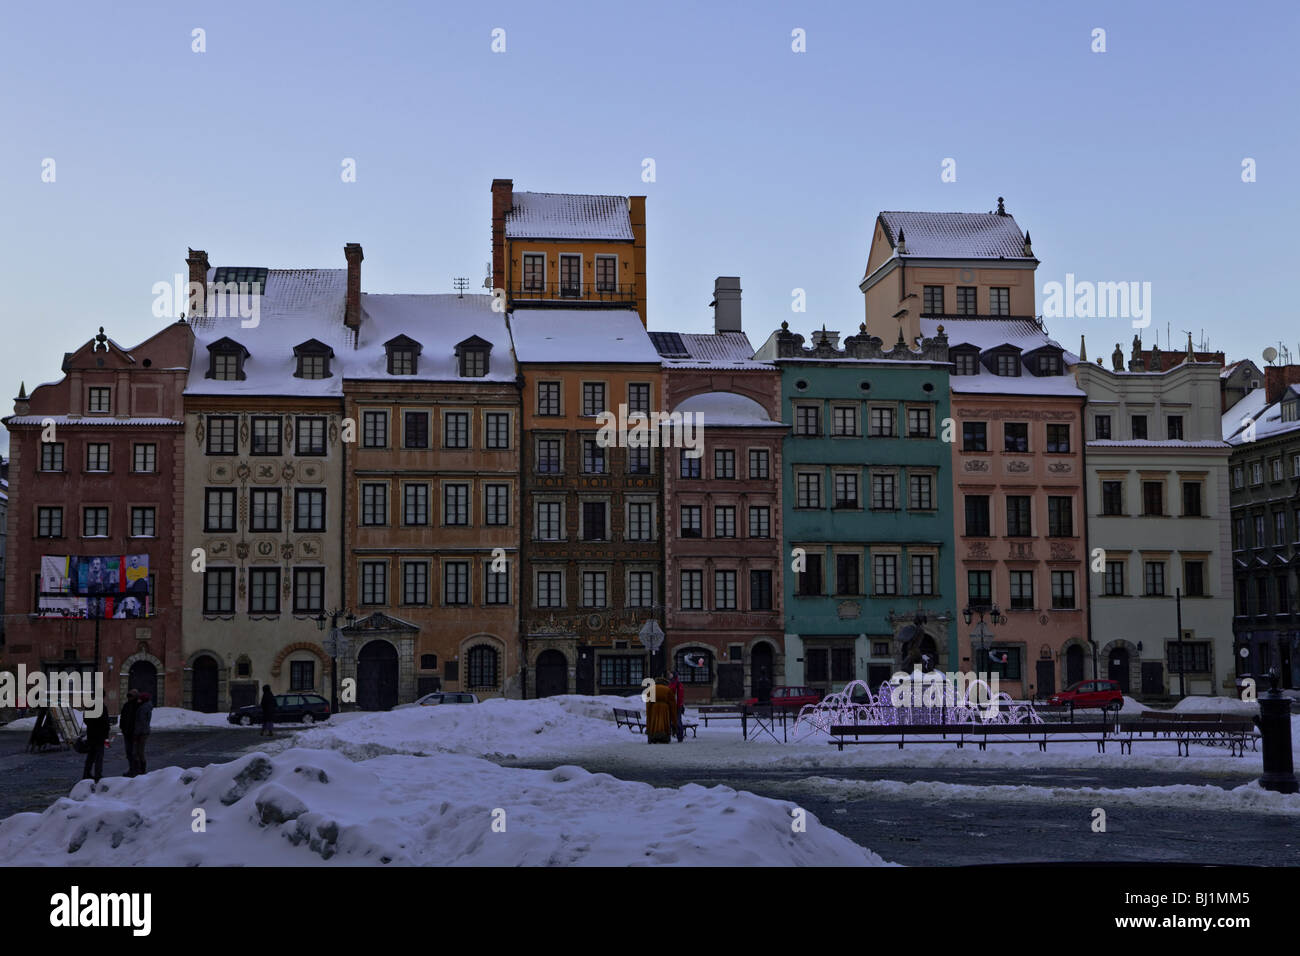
[1120,718,1259,756]
[612,707,644,732]
[696,705,745,726]
[829,722,1119,753]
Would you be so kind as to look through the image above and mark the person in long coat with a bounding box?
[645,678,677,744]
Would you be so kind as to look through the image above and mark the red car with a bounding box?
[1049,679,1124,710]
[744,686,823,711]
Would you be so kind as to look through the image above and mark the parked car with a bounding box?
[743,686,823,710]
[414,692,479,706]
[1049,679,1124,710]
[228,693,331,725]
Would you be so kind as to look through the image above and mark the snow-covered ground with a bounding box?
[0,745,888,866]
[1,706,237,733]
[2,694,1295,866]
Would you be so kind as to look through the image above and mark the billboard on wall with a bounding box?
[38,554,151,619]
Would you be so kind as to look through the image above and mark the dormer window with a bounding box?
[993,352,1021,377]
[455,335,492,378]
[205,336,250,381]
[1036,353,1062,376]
[951,349,979,376]
[384,334,422,376]
[1282,400,1298,423]
[293,339,334,379]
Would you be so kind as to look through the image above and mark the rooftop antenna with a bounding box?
[482,261,493,290]
[453,277,470,298]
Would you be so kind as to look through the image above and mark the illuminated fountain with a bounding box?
[792,671,1041,739]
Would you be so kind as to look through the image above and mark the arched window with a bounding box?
[467,646,499,688]
[674,648,713,684]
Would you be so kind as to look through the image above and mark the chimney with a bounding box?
[711,277,742,334]
[186,248,210,317]
[1264,364,1300,404]
[629,195,647,326]
[344,243,363,331]
[491,178,513,295]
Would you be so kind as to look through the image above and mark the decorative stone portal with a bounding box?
[525,635,578,699]
[340,612,418,709]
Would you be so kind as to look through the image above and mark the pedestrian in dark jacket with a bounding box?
[259,685,277,737]
[119,689,140,775]
[81,710,111,782]
[130,692,153,776]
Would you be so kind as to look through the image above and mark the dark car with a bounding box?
[229,693,331,726]
[743,685,823,711]
[1049,679,1124,711]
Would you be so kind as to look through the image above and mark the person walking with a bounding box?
[81,708,111,782]
[668,670,686,742]
[130,691,153,777]
[259,685,276,738]
[118,689,140,776]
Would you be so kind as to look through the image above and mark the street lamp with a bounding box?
[963,603,1007,670]
[314,608,355,715]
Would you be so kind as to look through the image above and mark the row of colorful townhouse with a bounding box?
[2,181,1288,716]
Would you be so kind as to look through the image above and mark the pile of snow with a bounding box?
[0,747,890,867]
[290,694,642,761]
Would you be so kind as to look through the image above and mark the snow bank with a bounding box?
[1,707,239,732]
[0,747,890,867]
[288,694,642,761]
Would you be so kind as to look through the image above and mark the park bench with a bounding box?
[696,704,745,726]
[612,706,699,738]
[829,721,1120,753]
[612,707,644,732]
[1120,717,1259,757]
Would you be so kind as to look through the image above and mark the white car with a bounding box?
[396,692,480,709]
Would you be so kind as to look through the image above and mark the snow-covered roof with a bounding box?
[879,211,1030,259]
[351,294,514,383]
[505,192,634,241]
[1089,439,1229,450]
[3,415,182,427]
[186,268,352,397]
[510,309,660,365]
[920,318,1084,397]
[1225,386,1300,445]
[672,391,783,427]
[651,330,770,369]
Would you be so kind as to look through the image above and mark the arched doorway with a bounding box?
[751,643,774,700]
[129,660,158,701]
[1108,646,1131,694]
[1065,645,1085,686]
[191,656,219,713]
[357,640,399,711]
[535,649,568,698]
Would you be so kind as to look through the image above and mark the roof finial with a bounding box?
[996,197,1006,216]
[93,326,108,352]
[1022,230,1033,257]
[896,228,907,254]
[17,381,27,400]
[1079,334,1087,363]
[1186,331,1195,360]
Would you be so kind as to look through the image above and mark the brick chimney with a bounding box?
[629,195,647,326]
[1264,364,1300,404]
[186,248,210,317]
[344,243,364,331]
[711,277,742,334]
[491,178,513,295]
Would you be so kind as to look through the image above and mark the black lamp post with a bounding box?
[962,603,1007,671]
[314,608,355,715]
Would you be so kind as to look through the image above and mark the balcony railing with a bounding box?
[510,281,637,306]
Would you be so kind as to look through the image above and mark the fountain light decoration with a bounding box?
[791,673,1042,740]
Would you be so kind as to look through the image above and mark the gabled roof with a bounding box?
[505,192,634,241]
[383,333,422,352]
[207,336,250,356]
[292,338,334,357]
[878,210,1031,259]
[455,334,493,351]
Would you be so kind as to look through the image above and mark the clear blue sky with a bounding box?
[3,0,1297,454]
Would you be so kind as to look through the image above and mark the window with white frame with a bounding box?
[581,571,607,608]
[443,562,470,605]
[484,484,509,526]
[680,570,703,610]
[536,501,563,540]
[443,483,469,525]
[714,570,737,610]
[627,571,653,608]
